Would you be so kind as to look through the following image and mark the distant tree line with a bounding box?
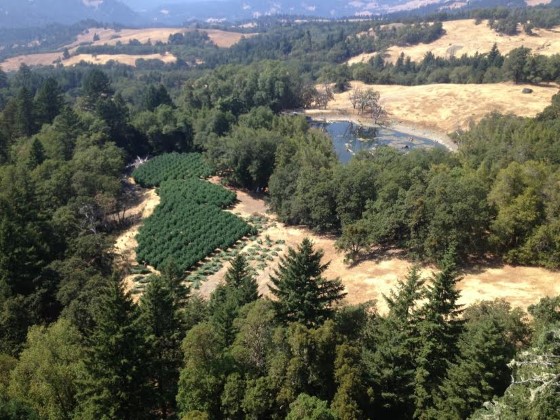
[350,44,560,86]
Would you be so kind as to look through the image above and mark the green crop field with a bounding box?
[132,153,213,187]
[133,153,254,271]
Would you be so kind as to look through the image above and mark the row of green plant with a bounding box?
[158,179,236,208]
[133,153,254,272]
[132,152,213,187]
[185,216,286,289]
[136,202,253,271]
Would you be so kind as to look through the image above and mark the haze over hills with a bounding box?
[0,0,140,28]
[0,0,554,28]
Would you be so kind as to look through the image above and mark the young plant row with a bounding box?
[136,202,254,271]
[158,179,236,209]
[133,152,213,187]
[133,153,254,271]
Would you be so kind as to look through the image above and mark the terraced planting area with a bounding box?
[130,153,255,293]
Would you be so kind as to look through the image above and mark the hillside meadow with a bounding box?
[348,18,560,65]
[316,80,558,133]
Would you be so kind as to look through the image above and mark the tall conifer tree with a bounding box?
[269,238,346,327]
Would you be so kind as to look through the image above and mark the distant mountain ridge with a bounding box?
[0,0,550,28]
[0,0,139,28]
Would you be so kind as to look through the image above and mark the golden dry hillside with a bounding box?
[321,81,557,133]
[348,19,560,65]
[0,27,251,71]
[64,27,252,49]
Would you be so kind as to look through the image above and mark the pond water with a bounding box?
[311,120,445,164]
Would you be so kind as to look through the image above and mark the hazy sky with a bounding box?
[120,0,224,11]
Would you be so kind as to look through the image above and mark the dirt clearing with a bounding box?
[113,178,160,294]
[197,186,560,314]
[314,80,557,134]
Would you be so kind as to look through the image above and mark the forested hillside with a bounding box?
[0,8,560,419]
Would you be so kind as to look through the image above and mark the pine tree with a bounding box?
[331,344,370,419]
[15,87,35,137]
[269,238,346,327]
[143,84,173,111]
[413,251,463,419]
[224,254,259,304]
[0,67,8,89]
[27,138,45,170]
[34,78,64,126]
[210,254,258,344]
[434,317,513,419]
[367,266,425,419]
[139,275,185,418]
[77,278,150,419]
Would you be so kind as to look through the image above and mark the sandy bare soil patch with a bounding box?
[316,80,556,134]
[196,186,559,314]
[386,19,560,63]
[114,178,160,295]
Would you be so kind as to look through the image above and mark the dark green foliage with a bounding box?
[366,267,425,419]
[269,238,346,327]
[136,185,252,272]
[139,274,186,417]
[15,87,35,137]
[331,344,371,419]
[143,84,173,111]
[434,315,517,419]
[132,153,212,187]
[34,78,64,126]
[82,69,113,107]
[209,254,259,344]
[206,126,281,190]
[177,322,227,418]
[158,179,236,209]
[286,394,335,420]
[133,153,253,271]
[77,279,150,420]
[413,252,463,418]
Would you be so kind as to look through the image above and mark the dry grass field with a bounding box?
[63,52,177,67]
[1,27,250,71]
[321,81,557,133]
[64,27,251,49]
[348,19,560,65]
[196,186,560,314]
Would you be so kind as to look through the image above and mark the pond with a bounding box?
[311,120,445,164]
